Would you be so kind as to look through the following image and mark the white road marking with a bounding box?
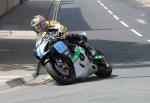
[113,15,120,20]
[97,0,146,38]
[144,5,150,7]
[0,50,11,52]
[147,40,150,42]
[130,29,143,36]
[0,76,22,78]
[104,6,108,10]
[107,10,113,14]
[136,19,146,24]
[120,21,129,28]
[97,0,101,3]
[100,3,104,6]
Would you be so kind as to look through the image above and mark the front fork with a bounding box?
[35,61,41,77]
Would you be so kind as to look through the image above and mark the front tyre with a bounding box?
[45,56,75,85]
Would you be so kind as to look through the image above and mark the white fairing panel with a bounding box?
[74,52,90,78]
[36,40,48,58]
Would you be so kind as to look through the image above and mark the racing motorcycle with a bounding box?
[35,29,112,85]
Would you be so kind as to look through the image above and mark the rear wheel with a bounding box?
[95,60,112,78]
[45,56,75,85]
[94,50,112,78]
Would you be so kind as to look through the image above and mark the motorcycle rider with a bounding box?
[31,15,95,61]
[31,15,67,43]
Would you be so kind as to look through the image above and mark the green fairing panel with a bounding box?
[70,47,85,63]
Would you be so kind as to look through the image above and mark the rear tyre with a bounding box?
[95,62,112,78]
[94,50,112,78]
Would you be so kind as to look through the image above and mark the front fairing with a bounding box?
[35,38,49,59]
[35,31,65,59]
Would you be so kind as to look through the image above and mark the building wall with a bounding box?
[0,0,23,16]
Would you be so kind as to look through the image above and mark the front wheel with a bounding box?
[45,56,75,85]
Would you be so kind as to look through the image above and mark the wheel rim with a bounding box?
[55,63,70,76]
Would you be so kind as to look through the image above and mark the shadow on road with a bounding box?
[117,75,150,79]
[1,39,150,72]
[58,7,91,31]
[49,75,117,86]
[0,39,35,64]
[88,39,150,69]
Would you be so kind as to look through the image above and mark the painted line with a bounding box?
[52,1,57,20]
[36,75,53,84]
[98,0,145,38]
[56,0,61,20]
[113,15,120,20]
[52,0,61,20]
[55,0,61,20]
[0,50,11,52]
[120,21,129,28]
[147,40,150,42]
[144,5,150,7]
[104,6,108,10]
[97,0,101,3]
[0,76,23,78]
[136,19,146,24]
[130,29,143,37]
[107,10,113,14]
[100,3,104,6]
[136,0,150,8]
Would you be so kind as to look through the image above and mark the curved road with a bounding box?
[0,0,150,103]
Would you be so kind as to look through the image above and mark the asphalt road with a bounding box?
[0,0,150,103]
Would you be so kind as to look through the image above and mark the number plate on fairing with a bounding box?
[53,41,68,54]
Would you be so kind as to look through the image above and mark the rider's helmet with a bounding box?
[31,15,46,33]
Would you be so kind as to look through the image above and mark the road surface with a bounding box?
[0,0,150,103]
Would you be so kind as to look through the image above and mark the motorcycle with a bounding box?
[35,29,112,85]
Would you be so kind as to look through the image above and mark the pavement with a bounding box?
[0,0,54,92]
[0,30,53,91]
[136,0,150,6]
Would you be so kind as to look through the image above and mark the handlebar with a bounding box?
[45,31,62,42]
[48,28,58,32]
